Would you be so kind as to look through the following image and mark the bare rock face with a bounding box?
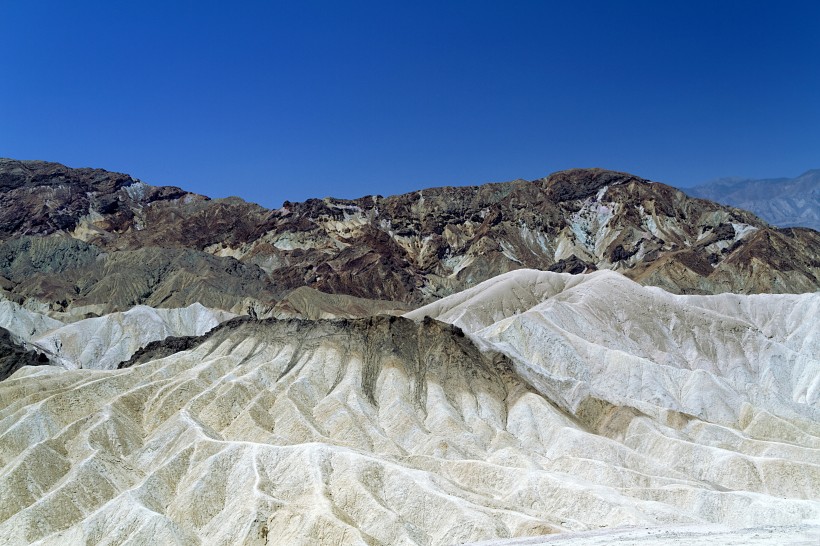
[0,159,818,317]
[228,167,818,300]
[0,158,181,239]
[271,286,411,320]
[0,236,281,319]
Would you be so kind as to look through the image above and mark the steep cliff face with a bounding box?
[1,160,818,317]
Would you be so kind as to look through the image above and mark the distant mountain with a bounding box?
[1,159,819,323]
[684,170,820,230]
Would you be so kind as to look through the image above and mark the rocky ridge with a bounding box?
[1,159,818,320]
[0,327,50,381]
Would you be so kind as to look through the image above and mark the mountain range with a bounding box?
[1,159,818,324]
[0,159,818,545]
[683,169,820,231]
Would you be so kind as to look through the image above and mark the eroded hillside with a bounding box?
[1,159,818,320]
[1,271,818,545]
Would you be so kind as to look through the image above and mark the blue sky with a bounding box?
[2,1,819,207]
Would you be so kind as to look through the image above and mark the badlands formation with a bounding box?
[1,159,819,544]
[0,298,233,379]
[0,270,818,545]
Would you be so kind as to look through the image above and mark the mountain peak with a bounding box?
[0,158,137,193]
[797,168,820,178]
[541,168,648,201]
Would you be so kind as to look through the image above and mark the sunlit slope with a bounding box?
[0,272,818,545]
[408,269,820,428]
[0,298,64,341]
[0,299,234,374]
[31,303,234,370]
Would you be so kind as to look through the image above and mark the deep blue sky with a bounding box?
[2,1,819,207]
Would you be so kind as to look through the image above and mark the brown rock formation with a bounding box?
[1,159,818,315]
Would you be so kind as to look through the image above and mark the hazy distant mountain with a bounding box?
[684,170,820,230]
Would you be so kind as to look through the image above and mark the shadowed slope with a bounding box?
[0,327,50,381]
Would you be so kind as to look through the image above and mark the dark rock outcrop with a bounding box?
[119,315,519,411]
[548,255,597,274]
[0,327,51,380]
[542,168,645,202]
[120,316,253,369]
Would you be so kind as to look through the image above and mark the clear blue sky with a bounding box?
[2,1,819,207]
